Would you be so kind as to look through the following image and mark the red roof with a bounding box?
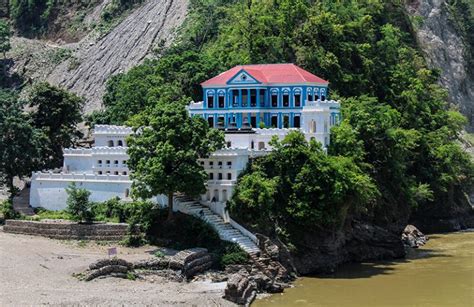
[201,63,329,86]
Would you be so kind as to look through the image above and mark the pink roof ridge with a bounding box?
[201,63,329,86]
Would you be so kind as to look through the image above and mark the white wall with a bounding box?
[30,175,132,211]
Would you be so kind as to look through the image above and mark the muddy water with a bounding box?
[256,231,474,307]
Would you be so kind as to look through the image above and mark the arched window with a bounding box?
[282,90,290,107]
[271,89,278,107]
[117,140,123,146]
[207,91,215,108]
[209,173,214,180]
[122,171,127,175]
[294,89,302,107]
[218,91,225,108]
[114,171,119,175]
[227,173,232,180]
[307,88,313,102]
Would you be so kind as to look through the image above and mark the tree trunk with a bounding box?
[167,191,174,220]
[7,176,16,201]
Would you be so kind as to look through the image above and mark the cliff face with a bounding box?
[8,0,189,113]
[405,0,474,130]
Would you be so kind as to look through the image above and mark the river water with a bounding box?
[256,231,474,307]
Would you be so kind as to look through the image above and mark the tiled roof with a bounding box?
[201,63,328,86]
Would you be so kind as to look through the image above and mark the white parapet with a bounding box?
[93,125,133,136]
[32,172,132,183]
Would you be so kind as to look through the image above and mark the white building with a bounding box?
[30,100,339,212]
[30,64,340,216]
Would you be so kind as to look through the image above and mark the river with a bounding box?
[256,231,474,307]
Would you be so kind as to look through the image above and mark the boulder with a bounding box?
[224,273,257,306]
[402,225,428,248]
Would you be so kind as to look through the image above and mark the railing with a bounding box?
[93,125,133,135]
[187,101,204,110]
[32,172,132,182]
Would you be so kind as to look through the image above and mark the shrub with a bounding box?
[65,183,93,223]
[219,243,249,267]
[0,200,19,221]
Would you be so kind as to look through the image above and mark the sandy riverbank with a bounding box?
[0,229,234,306]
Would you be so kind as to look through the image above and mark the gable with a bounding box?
[227,69,261,85]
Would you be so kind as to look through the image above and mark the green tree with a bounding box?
[66,183,93,223]
[0,20,11,59]
[27,82,84,169]
[0,90,45,199]
[126,98,224,219]
[229,131,377,244]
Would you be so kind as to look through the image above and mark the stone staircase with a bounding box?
[175,196,260,255]
[13,186,35,216]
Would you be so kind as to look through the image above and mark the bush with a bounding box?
[30,207,72,220]
[65,183,93,223]
[219,243,249,267]
[0,200,20,222]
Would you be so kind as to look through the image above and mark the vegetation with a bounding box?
[27,82,84,170]
[66,184,93,223]
[88,0,473,249]
[0,200,20,221]
[0,20,11,59]
[126,98,225,219]
[0,90,45,198]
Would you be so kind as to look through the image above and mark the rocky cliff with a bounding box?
[8,0,189,113]
[405,0,474,130]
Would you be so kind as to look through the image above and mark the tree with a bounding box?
[0,90,45,199]
[0,20,11,59]
[27,82,84,169]
[126,98,224,219]
[66,183,93,223]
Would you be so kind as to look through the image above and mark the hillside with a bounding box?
[5,0,188,112]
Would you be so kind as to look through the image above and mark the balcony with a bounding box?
[187,101,204,110]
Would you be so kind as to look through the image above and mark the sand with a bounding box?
[0,228,234,306]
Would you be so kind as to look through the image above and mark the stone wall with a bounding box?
[3,220,128,241]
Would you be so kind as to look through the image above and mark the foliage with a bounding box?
[0,200,20,221]
[26,82,84,170]
[219,243,249,267]
[0,90,45,198]
[29,207,72,220]
[126,98,224,219]
[229,131,377,246]
[65,183,93,223]
[0,20,11,58]
[101,0,144,23]
[10,0,52,35]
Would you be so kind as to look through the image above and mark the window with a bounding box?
[200,161,205,166]
[208,117,214,128]
[233,90,239,107]
[271,93,278,107]
[251,140,255,149]
[209,161,214,168]
[218,161,223,168]
[117,140,123,146]
[114,160,119,165]
[108,140,114,147]
[250,116,257,128]
[294,116,301,128]
[218,116,225,127]
[106,160,111,165]
[283,115,289,128]
[114,171,119,175]
[226,141,232,148]
[227,173,232,180]
[123,160,127,166]
[310,120,317,133]
[207,95,214,108]
[294,94,301,107]
[218,173,223,180]
[271,115,278,127]
[106,171,110,174]
[314,95,319,101]
[250,89,257,107]
[125,189,130,198]
[259,89,266,107]
[307,93,312,102]
[97,160,102,165]
[242,89,248,107]
[227,161,232,168]
[122,171,127,175]
[218,95,225,108]
[98,171,103,175]
[283,93,289,107]
[321,95,326,101]
[209,173,214,180]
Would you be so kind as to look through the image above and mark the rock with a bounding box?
[224,273,257,306]
[133,257,170,270]
[84,264,131,281]
[402,225,428,248]
[89,258,133,270]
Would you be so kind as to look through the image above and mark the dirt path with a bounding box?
[0,229,233,306]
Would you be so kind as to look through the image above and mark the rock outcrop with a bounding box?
[224,272,257,307]
[402,224,428,248]
[47,0,189,112]
[291,221,406,275]
[405,0,474,130]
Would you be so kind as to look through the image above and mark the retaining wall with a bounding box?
[3,220,128,241]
